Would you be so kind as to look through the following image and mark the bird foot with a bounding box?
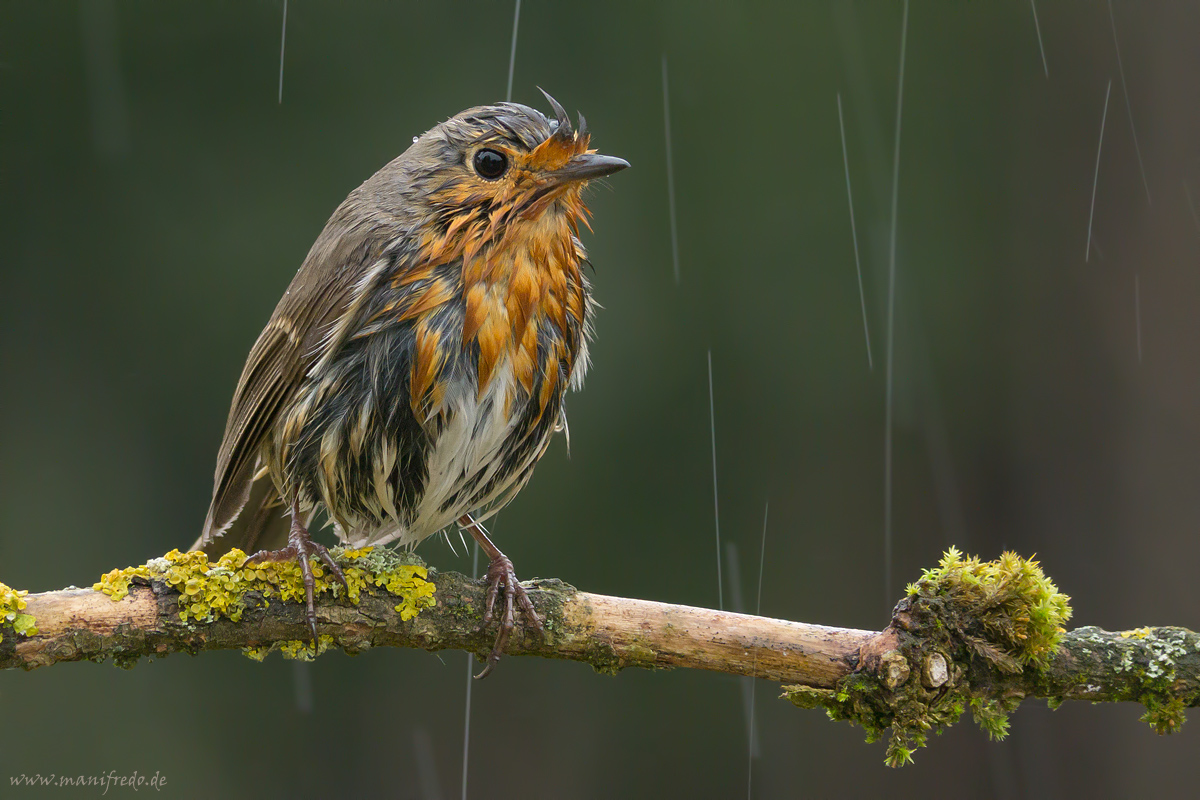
[474,552,543,679]
[244,513,349,645]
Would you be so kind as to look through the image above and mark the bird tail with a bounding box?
[191,468,291,558]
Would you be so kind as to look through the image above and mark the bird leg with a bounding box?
[244,499,349,644]
[458,513,543,679]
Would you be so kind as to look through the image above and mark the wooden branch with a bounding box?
[1,547,1195,766]
[0,565,872,683]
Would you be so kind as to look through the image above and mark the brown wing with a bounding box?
[193,203,394,552]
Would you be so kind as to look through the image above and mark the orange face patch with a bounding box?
[525,125,591,174]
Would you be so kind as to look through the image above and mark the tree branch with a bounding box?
[1,546,1195,766]
[0,555,871,682]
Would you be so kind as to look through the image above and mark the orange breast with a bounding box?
[398,205,588,424]
[466,211,585,412]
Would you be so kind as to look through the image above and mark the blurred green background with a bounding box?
[3,1,1200,797]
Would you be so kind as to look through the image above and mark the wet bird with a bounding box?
[193,93,628,677]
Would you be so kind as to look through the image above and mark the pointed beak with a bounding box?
[545,153,630,185]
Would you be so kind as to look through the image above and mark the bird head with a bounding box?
[386,91,629,264]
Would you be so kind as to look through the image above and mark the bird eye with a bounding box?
[473,148,508,180]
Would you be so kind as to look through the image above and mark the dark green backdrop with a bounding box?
[3,2,1200,797]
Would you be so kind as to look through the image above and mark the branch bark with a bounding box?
[2,549,1196,765]
[1,567,872,682]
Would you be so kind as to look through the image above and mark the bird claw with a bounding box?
[474,553,542,679]
[245,520,349,646]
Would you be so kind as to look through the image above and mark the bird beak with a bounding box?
[544,153,630,186]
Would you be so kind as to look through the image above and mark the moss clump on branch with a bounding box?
[785,548,1071,767]
[906,547,1071,670]
[93,546,436,628]
[0,581,38,643]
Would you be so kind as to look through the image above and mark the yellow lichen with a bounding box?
[94,565,151,602]
[0,580,38,642]
[377,565,438,620]
[279,635,335,661]
[241,646,271,662]
[91,546,437,634]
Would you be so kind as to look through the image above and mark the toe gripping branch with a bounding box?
[459,514,544,678]
[243,500,350,643]
[242,505,540,668]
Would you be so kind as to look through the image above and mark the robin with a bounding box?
[192,91,628,677]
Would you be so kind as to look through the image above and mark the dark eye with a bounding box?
[473,148,508,180]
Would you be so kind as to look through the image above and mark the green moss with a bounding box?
[786,663,981,768]
[0,581,38,642]
[785,670,962,768]
[783,676,890,746]
[970,697,1012,741]
[885,742,917,768]
[93,546,436,641]
[1141,694,1187,735]
[785,549,1073,767]
[907,547,1072,669]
